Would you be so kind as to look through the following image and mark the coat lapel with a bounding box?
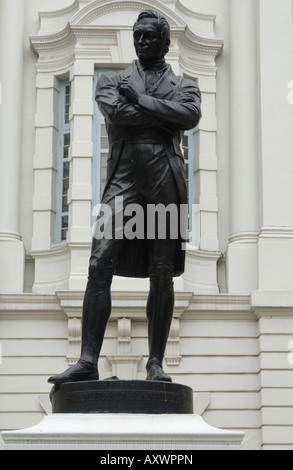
[151,68,178,99]
[124,62,146,95]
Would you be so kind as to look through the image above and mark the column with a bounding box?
[226,0,260,293]
[0,0,25,293]
[257,0,293,290]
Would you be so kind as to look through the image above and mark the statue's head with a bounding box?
[133,10,171,62]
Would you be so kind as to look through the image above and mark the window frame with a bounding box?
[182,130,195,243]
[54,80,71,244]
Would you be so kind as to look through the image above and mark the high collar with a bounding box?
[138,57,168,72]
[125,61,176,99]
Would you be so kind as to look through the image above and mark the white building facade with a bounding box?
[0,0,293,450]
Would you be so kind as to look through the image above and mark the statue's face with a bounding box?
[133,17,164,61]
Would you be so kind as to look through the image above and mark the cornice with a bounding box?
[30,25,124,57]
[185,293,255,321]
[0,293,64,320]
[72,24,118,38]
[176,0,216,24]
[35,54,76,74]
[30,0,223,69]
[38,0,80,20]
[30,23,76,54]
[56,290,193,320]
[179,26,223,59]
[179,54,217,78]
[70,0,186,27]
[2,291,292,321]
[251,290,293,318]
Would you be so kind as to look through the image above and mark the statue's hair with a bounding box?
[134,10,171,56]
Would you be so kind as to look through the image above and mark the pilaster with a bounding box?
[257,0,293,291]
[31,74,60,252]
[226,0,260,294]
[251,291,293,449]
[0,0,25,293]
[67,60,94,290]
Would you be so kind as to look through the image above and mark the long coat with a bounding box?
[95,60,201,278]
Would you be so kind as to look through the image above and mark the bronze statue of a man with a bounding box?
[49,10,201,385]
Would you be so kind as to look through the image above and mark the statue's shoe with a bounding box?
[48,361,99,385]
[146,363,172,382]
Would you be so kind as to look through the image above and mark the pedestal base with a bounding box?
[50,380,193,415]
[1,413,244,450]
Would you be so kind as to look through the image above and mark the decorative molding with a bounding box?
[117,317,131,354]
[70,0,186,27]
[251,290,293,319]
[186,245,222,261]
[2,291,292,321]
[229,231,259,244]
[30,23,75,54]
[67,317,82,365]
[0,293,64,320]
[56,290,83,365]
[55,289,192,365]
[259,226,293,239]
[109,316,138,375]
[228,227,293,246]
[56,290,83,316]
[30,1,223,74]
[180,26,223,58]
[0,231,23,242]
[31,243,70,261]
[176,1,216,24]
[165,318,182,366]
[186,294,256,321]
[107,354,142,379]
[72,24,118,39]
[38,0,80,20]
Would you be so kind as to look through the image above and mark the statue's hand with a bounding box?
[118,79,141,104]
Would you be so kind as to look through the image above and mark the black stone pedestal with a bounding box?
[50,380,194,414]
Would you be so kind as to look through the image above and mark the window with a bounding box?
[182,130,195,241]
[55,81,71,243]
[92,90,108,209]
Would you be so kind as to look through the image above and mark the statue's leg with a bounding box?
[48,238,124,385]
[143,145,180,382]
[146,261,175,382]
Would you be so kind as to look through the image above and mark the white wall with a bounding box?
[1,292,293,449]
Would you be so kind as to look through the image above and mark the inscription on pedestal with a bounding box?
[64,389,181,405]
[50,380,194,415]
